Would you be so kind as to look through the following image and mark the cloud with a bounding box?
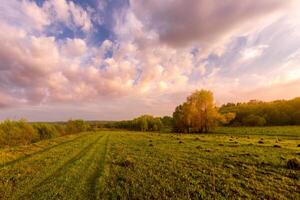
[130,0,292,49]
[0,92,16,108]
[0,19,137,107]
[240,45,269,61]
[62,38,87,57]
[0,1,50,32]
[43,0,93,32]
[21,0,50,31]
[0,0,300,120]
[242,79,300,102]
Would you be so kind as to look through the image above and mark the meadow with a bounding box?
[0,127,299,200]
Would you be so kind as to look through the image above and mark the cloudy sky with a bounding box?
[0,0,300,121]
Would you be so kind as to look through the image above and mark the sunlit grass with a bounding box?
[0,128,299,199]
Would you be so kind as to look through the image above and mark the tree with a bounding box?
[0,119,38,146]
[140,117,148,131]
[220,112,236,125]
[173,103,189,133]
[242,115,266,126]
[161,116,173,128]
[219,97,300,126]
[66,119,89,134]
[33,123,59,140]
[173,90,221,133]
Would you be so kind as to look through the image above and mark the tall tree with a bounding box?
[173,90,220,133]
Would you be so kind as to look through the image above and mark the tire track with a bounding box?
[1,133,88,168]
[87,134,110,200]
[18,134,104,199]
[63,134,110,200]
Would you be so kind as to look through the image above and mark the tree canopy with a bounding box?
[173,90,222,133]
[220,97,300,126]
[106,115,164,132]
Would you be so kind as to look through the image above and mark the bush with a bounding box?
[54,124,66,136]
[33,123,59,140]
[66,119,89,134]
[242,115,266,126]
[0,119,88,148]
[108,115,163,132]
[0,119,38,147]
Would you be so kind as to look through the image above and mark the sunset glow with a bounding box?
[1,0,300,121]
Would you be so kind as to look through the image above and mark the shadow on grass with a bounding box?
[1,134,88,168]
[87,135,110,200]
[19,134,105,199]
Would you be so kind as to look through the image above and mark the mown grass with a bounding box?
[101,131,299,199]
[214,126,300,137]
[0,128,299,199]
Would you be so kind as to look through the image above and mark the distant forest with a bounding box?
[1,91,300,147]
[220,98,300,126]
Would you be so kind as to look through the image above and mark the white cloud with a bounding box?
[21,0,50,31]
[240,45,269,61]
[1,0,300,120]
[62,38,87,57]
[42,0,92,32]
[130,0,292,48]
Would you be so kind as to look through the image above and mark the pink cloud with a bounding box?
[43,0,92,32]
[130,0,292,48]
[0,0,300,121]
[242,79,300,102]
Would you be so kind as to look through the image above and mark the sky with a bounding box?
[0,0,300,121]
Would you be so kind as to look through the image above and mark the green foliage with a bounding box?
[0,119,38,147]
[33,123,59,140]
[220,112,236,125]
[161,116,173,127]
[0,119,90,147]
[66,119,90,134]
[172,103,188,133]
[140,117,148,131]
[53,124,67,135]
[220,97,300,126]
[242,114,266,126]
[107,115,163,132]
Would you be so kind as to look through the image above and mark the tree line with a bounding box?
[0,119,92,147]
[105,115,173,132]
[107,90,300,133]
[219,98,300,126]
[1,89,299,147]
[106,90,234,133]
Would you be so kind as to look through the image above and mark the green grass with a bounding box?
[0,128,299,199]
[214,126,300,137]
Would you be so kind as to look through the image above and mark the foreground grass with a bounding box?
[0,132,109,200]
[0,128,299,199]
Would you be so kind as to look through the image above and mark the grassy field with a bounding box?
[0,128,299,199]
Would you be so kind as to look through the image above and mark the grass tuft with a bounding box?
[287,158,300,169]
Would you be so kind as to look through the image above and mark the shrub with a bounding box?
[54,124,66,136]
[0,119,38,147]
[66,119,89,134]
[242,115,266,126]
[33,123,59,140]
[0,129,6,146]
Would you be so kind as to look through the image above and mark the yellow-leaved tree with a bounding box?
[173,90,224,133]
